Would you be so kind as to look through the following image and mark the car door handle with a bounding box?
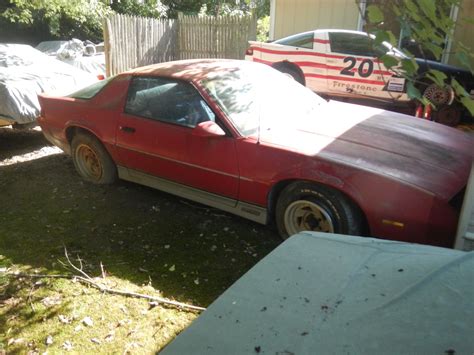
[120,126,136,133]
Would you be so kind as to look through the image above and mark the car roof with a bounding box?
[273,29,373,45]
[123,59,251,82]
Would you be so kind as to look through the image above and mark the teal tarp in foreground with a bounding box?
[161,232,474,355]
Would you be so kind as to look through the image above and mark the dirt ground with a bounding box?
[0,126,282,303]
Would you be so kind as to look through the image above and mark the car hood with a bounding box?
[260,101,473,199]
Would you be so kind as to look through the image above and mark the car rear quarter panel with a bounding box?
[38,75,132,159]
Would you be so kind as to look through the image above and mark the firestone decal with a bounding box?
[332,81,377,92]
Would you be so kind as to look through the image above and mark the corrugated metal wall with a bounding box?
[272,0,359,40]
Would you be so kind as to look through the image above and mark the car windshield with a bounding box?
[199,63,326,137]
[381,42,408,59]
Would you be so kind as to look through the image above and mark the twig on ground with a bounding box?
[63,246,92,280]
[27,284,37,313]
[10,273,205,312]
[10,246,205,312]
[100,262,106,279]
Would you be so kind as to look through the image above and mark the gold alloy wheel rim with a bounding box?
[284,200,335,236]
[76,144,102,180]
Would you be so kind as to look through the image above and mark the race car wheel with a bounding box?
[275,182,364,239]
[275,65,305,86]
[71,132,117,184]
[422,83,454,106]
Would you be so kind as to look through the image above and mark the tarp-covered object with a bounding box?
[0,44,97,125]
[162,232,474,355]
[36,40,106,77]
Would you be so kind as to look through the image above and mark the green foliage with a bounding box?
[166,0,269,18]
[379,54,399,69]
[110,0,165,18]
[0,0,270,44]
[257,15,270,42]
[426,69,448,87]
[0,0,111,41]
[363,0,474,112]
[366,5,384,24]
[406,81,422,100]
[161,0,205,17]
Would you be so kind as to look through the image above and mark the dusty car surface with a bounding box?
[245,29,474,125]
[38,59,474,247]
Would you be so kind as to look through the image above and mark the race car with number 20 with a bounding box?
[245,29,474,125]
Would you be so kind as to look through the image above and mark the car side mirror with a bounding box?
[193,121,226,137]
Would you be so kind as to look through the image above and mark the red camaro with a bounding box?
[38,59,473,247]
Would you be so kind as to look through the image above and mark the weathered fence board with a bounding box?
[104,14,178,76]
[104,13,256,76]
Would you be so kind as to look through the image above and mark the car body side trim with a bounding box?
[116,143,255,182]
[117,166,267,224]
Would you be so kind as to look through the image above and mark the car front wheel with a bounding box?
[275,182,364,239]
[71,132,117,184]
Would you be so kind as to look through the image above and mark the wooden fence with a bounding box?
[104,13,256,76]
[178,13,256,60]
[104,15,178,76]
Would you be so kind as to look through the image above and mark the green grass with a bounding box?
[0,152,281,353]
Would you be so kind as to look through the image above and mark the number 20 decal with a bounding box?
[340,57,374,78]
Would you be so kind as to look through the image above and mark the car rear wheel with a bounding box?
[418,81,461,126]
[432,104,462,127]
[71,132,117,184]
[274,65,305,86]
[275,182,364,239]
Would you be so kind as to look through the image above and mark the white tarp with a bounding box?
[0,44,97,125]
[162,232,474,354]
[36,40,106,77]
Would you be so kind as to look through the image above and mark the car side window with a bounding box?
[125,76,215,128]
[276,33,314,49]
[329,32,386,57]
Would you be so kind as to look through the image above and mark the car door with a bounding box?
[115,75,239,200]
[326,31,404,101]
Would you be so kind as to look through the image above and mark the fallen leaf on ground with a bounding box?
[41,295,62,307]
[8,338,24,346]
[104,332,115,342]
[82,317,93,327]
[58,315,70,324]
[45,335,53,345]
[62,341,73,351]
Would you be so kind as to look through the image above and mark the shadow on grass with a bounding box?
[0,153,281,310]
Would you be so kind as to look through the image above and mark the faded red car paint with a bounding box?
[38,59,474,247]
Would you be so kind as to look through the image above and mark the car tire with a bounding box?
[275,65,305,86]
[275,182,364,239]
[71,132,117,184]
[432,104,462,127]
